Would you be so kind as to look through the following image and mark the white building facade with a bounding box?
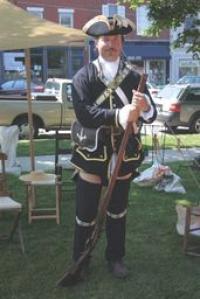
[170,17,200,83]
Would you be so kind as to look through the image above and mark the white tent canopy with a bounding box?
[0,0,86,51]
[0,0,86,171]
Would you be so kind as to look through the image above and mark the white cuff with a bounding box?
[140,94,154,120]
[115,109,120,127]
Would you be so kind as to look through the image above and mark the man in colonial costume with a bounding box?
[70,14,157,281]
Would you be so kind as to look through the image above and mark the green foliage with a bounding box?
[119,0,200,53]
[120,0,146,9]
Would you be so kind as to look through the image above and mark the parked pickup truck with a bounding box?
[0,78,75,138]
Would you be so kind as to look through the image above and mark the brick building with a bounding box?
[0,0,170,85]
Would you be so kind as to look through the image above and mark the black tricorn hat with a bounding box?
[82,14,135,37]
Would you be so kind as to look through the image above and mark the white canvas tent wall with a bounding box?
[0,0,86,170]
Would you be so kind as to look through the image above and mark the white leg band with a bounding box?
[76,216,96,227]
[106,209,127,219]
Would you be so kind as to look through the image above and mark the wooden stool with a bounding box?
[20,171,62,224]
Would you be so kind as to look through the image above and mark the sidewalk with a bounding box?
[15,147,200,173]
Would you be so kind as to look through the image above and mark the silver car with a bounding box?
[177,76,200,84]
[155,83,200,133]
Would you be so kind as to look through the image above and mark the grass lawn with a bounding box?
[17,131,200,157]
[17,137,73,157]
[1,160,200,299]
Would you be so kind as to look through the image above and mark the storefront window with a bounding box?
[47,47,67,78]
[3,50,25,81]
[2,46,84,83]
[179,59,200,77]
[147,60,166,85]
[70,48,84,76]
[3,49,43,82]
[30,48,43,81]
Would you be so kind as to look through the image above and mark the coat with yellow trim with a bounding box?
[70,59,157,181]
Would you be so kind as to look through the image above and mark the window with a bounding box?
[102,4,125,17]
[191,89,200,101]
[179,59,200,78]
[64,83,72,102]
[27,7,44,19]
[184,14,200,31]
[136,5,151,36]
[70,48,84,76]
[47,48,67,78]
[30,48,43,81]
[185,89,200,103]
[14,80,26,90]
[1,81,15,90]
[147,60,166,85]
[58,8,74,27]
[3,51,25,81]
[184,14,200,44]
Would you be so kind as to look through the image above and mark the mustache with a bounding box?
[106,47,117,52]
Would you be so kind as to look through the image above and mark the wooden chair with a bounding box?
[20,171,62,224]
[54,129,75,194]
[0,152,25,253]
[183,206,200,256]
[176,203,200,256]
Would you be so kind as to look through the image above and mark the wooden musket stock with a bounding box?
[57,73,148,287]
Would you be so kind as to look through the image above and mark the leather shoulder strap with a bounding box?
[93,60,132,106]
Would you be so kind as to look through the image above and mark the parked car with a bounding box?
[155,83,200,133]
[146,82,160,99]
[0,78,44,95]
[0,78,74,138]
[177,75,200,84]
[41,78,72,102]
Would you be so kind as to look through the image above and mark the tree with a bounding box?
[120,0,200,53]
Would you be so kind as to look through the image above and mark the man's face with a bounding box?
[96,35,123,62]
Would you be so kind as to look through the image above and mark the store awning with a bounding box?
[124,41,170,60]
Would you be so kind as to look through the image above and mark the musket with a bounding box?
[57,73,148,287]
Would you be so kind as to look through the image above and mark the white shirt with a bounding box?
[97,55,120,82]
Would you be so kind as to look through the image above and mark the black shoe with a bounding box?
[107,260,128,279]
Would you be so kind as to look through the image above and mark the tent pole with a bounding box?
[24,48,35,171]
